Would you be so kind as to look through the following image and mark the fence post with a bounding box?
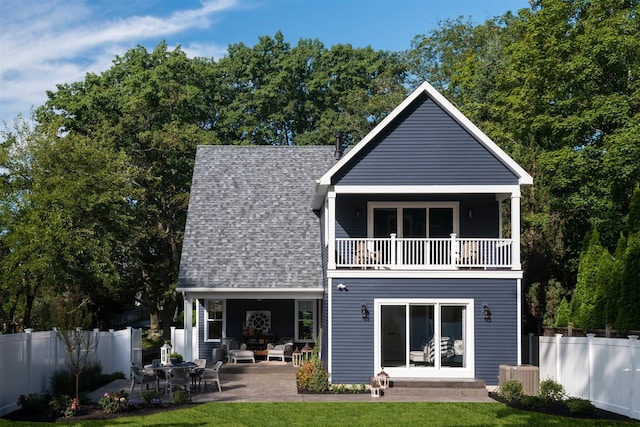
[555,334,563,383]
[25,329,33,394]
[450,233,457,266]
[629,335,639,419]
[528,333,534,365]
[587,333,596,402]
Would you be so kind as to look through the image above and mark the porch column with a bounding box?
[328,191,336,269]
[183,293,193,361]
[510,191,522,270]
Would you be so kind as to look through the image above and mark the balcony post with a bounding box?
[328,192,336,269]
[450,233,457,267]
[511,192,521,270]
[390,233,397,266]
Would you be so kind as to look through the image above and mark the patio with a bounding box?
[91,360,493,403]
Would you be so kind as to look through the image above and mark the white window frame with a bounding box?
[294,299,317,343]
[374,298,474,379]
[367,202,460,237]
[204,299,226,343]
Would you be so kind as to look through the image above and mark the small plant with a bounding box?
[97,390,128,414]
[330,384,347,393]
[566,397,597,416]
[127,398,146,410]
[49,394,77,417]
[172,390,191,404]
[498,379,523,403]
[538,378,566,402]
[358,383,368,393]
[170,352,184,364]
[141,389,163,405]
[17,392,50,414]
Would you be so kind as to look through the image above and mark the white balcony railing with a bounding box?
[335,234,513,270]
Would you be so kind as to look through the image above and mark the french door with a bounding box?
[375,299,474,378]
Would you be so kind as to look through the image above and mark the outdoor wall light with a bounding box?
[361,304,369,321]
[337,283,347,291]
[483,305,492,322]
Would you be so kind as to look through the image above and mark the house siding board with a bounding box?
[333,95,518,186]
[335,194,500,238]
[329,278,517,384]
[178,146,336,290]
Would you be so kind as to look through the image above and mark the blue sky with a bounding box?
[0,0,530,126]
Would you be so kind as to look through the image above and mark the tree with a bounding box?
[616,232,640,331]
[0,117,138,331]
[51,293,99,407]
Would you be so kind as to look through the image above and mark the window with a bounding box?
[368,202,459,238]
[295,300,317,342]
[205,300,224,341]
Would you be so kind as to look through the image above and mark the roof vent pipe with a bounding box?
[334,131,343,160]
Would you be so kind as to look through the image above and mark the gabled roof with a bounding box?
[312,82,533,209]
[177,145,336,291]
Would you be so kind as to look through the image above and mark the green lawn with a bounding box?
[1,402,634,426]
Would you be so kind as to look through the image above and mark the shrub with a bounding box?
[98,390,128,414]
[498,379,523,403]
[49,394,77,417]
[50,368,75,396]
[172,390,191,404]
[17,392,50,414]
[141,389,162,405]
[127,398,146,410]
[330,384,346,394]
[520,395,547,408]
[296,359,329,392]
[538,378,566,402]
[566,397,597,416]
[170,352,183,363]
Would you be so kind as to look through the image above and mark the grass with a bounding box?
[1,402,635,427]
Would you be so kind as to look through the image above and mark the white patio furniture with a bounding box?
[167,366,191,399]
[198,360,223,392]
[266,341,293,362]
[230,350,255,363]
[130,364,158,395]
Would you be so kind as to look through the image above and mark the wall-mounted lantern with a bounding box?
[361,304,369,321]
[483,305,492,322]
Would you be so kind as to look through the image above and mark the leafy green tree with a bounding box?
[555,297,571,328]
[616,232,640,331]
[571,230,604,330]
[0,117,138,331]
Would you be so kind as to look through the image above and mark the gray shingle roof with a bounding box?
[177,145,336,290]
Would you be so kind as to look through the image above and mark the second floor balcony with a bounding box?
[334,234,514,270]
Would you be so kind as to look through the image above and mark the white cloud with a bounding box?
[0,0,238,125]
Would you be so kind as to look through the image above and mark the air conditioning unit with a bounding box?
[499,364,539,396]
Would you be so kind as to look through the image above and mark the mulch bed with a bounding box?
[489,393,638,422]
[2,403,197,423]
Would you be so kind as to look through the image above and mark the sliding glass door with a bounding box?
[376,299,473,378]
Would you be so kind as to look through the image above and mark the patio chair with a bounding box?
[198,360,223,392]
[266,341,293,362]
[167,366,191,399]
[130,364,158,395]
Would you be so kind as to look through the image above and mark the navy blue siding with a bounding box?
[333,95,518,186]
[335,194,500,239]
[330,278,518,384]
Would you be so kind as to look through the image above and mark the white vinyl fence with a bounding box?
[539,334,640,420]
[0,327,141,417]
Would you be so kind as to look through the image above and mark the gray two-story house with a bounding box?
[176,82,533,385]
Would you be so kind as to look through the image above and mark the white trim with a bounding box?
[203,299,226,343]
[294,299,318,343]
[327,269,523,279]
[316,82,533,189]
[178,288,324,299]
[334,185,522,195]
[517,278,522,365]
[328,278,333,383]
[367,201,460,238]
[373,298,475,379]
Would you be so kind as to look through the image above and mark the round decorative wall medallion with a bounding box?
[246,310,271,333]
